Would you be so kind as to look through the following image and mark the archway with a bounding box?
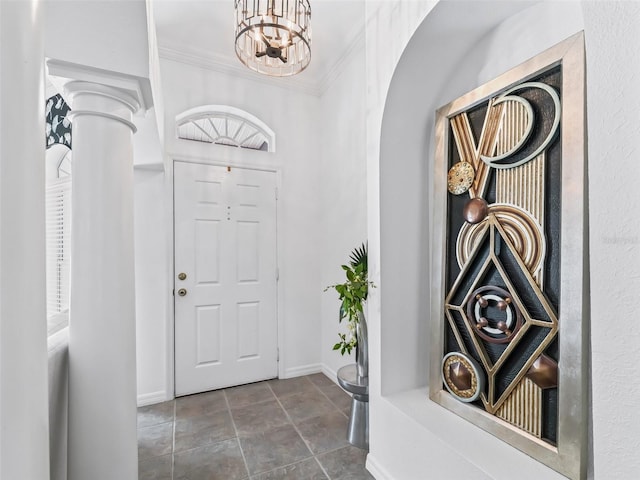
[369,1,585,478]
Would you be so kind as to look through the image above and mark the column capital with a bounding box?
[46,58,153,114]
[64,81,140,133]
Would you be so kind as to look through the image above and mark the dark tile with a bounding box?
[174,410,236,453]
[268,377,316,398]
[307,373,336,389]
[251,458,327,480]
[174,439,248,480]
[225,382,276,408]
[138,422,173,461]
[316,445,373,480]
[279,390,336,424]
[137,400,174,429]
[138,453,172,480]
[231,399,290,435]
[297,411,349,455]
[239,424,312,475]
[321,385,353,413]
[176,390,228,419]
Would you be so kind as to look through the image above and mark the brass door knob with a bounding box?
[178,272,187,281]
[177,288,187,297]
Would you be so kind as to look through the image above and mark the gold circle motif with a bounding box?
[447,161,475,195]
[443,354,478,399]
[456,203,546,274]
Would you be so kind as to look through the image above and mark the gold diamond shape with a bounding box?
[444,215,558,413]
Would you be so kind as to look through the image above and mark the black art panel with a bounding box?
[441,67,561,445]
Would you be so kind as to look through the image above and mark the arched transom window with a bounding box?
[176,105,276,152]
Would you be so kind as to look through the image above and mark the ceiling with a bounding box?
[152,0,366,95]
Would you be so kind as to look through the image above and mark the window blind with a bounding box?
[45,177,71,318]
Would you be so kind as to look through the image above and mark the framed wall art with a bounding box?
[429,32,588,479]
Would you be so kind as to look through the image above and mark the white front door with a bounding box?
[174,161,278,396]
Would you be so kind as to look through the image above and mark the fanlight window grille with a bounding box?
[176,106,276,152]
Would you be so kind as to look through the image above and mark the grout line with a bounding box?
[267,381,315,455]
[314,454,333,480]
[224,388,252,479]
[268,379,333,480]
[171,398,177,480]
[249,455,332,480]
[171,400,176,480]
[314,380,352,420]
[155,375,357,480]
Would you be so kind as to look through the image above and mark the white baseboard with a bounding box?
[366,454,393,480]
[321,364,341,386]
[282,363,323,379]
[137,390,171,407]
[139,364,338,404]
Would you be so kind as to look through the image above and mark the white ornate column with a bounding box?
[58,76,141,480]
[0,1,51,479]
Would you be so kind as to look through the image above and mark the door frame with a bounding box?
[165,155,284,399]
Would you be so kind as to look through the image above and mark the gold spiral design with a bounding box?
[456,204,546,275]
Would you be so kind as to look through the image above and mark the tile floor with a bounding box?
[137,373,373,480]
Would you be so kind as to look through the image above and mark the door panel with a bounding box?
[174,161,277,396]
[195,219,221,283]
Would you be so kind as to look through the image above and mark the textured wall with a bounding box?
[318,31,368,379]
[366,0,640,478]
[583,2,640,478]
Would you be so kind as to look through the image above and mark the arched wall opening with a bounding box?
[370,1,589,478]
[378,0,584,396]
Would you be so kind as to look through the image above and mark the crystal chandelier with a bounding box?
[234,0,312,77]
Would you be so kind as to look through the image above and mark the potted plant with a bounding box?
[325,243,374,377]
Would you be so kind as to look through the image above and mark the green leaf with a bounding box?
[349,242,368,274]
[325,242,376,355]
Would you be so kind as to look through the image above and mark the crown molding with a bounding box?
[317,27,365,95]
[159,46,323,97]
[158,21,366,99]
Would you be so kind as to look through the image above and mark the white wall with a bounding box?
[318,31,368,379]
[134,57,325,401]
[162,58,324,378]
[133,108,163,168]
[367,0,640,479]
[582,2,640,477]
[134,169,168,405]
[0,2,51,478]
[145,0,166,146]
[45,0,150,80]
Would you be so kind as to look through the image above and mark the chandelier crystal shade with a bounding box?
[234,0,312,77]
